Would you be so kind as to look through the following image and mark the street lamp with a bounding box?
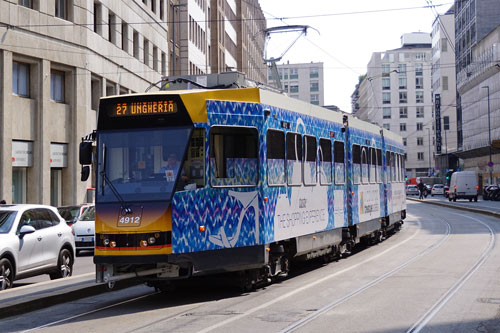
[482,86,493,184]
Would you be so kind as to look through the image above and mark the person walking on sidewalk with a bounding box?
[417,179,426,199]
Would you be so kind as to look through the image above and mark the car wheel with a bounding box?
[448,197,452,202]
[453,197,457,202]
[0,258,14,290]
[49,249,73,280]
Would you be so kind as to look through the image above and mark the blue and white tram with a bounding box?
[83,76,406,290]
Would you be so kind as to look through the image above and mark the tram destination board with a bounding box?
[98,94,192,130]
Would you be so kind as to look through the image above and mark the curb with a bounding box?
[407,197,500,218]
[0,278,139,319]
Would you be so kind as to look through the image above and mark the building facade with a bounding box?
[431,7,458,175]
[267,62,325,106]
[1,0,170,205]
[454,0,500,185]
[356,33,434,178]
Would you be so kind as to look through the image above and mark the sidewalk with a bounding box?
[407,197,500,218]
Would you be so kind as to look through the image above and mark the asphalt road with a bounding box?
[409,193,500,213]
[2,201,500,332]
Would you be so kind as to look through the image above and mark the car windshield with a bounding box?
[0,211,17,233]
[433,185,443,188]
[97,127,192,203]
[79,206,95,221]
[58,206,81,221]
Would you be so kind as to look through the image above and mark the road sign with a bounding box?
[488,161,494,167]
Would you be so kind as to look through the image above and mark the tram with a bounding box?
[79,73,406,290]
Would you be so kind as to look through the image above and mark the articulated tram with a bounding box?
[80,74,406,290]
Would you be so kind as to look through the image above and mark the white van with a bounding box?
[449,171,478,202]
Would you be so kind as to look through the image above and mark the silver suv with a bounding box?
[0,204,76,290]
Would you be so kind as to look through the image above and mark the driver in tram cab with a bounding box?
[160,152,191,191]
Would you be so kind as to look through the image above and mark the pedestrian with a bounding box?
[0,200,6,204]
[417,180,426,200]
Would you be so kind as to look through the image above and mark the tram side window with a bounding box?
[303,135,317,186]
[361,146,369,184]
[391,152,396,182]
[334,141,345,184]
[401,155,406,181]
[396,154,401,182]
[286,132,302,186]
[369,148,376,183]
[210,126,258,187]
[319,138,332,185]
[267,130,285,186]
[352,144,361,184]
[185,128,206,188]
[376,148,382,183]
[385,151,391,183]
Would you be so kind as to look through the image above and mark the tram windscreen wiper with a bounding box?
[100,145,131,213]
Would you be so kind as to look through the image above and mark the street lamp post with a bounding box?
[482,86,493,184]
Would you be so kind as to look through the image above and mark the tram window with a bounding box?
[186,128,206,188]
[209,126,258,187]
[303,135,317,186]
[334,141,345,184]
[352,144,361,185]
[396,154,401,182]
[391,152,396,182]
[386,151,391,183]
[267,130,285,186]
[319,138,332,185]
[401,155,406,181]
[369,148,376,183]
[361,147,369,184]
[286,132,302,186]
[376,148,382,183]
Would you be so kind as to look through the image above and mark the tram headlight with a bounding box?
[148,237,156,245]
[140,240,148,247]
[103,239,110,246]
[110,241,117,248]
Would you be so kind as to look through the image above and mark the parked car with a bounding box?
[406,185,419,196]
[425,184,432,195]
[72,205,95,254]
[449,171,478,202]
[0,204,75,290]
[431,184,445,196]
[57,204,91,226]
[483,184,500,200]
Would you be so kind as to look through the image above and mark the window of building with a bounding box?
[319,138,332,185]
[382,92,391,104]
[160,0,165,20]
[415,63,423,76]
[399,92,407,103]
[417,137,424,146]
[416,91,424,103]
[382,64,390,76]
[50,70,65,103]
[416,53,426,61]
[441,38,448,52]
[108,13,116,44]
[91,76,101,111]
[399,53,405,62]
[143,39,149,66]
[290,68,298,79]
[334,141,345,184]
[286,132,302,186]
[382,78,390,90]
[399,77,407,90]
[133,30,139,59]
[444,116,450,130]
[416,107,424,118]
[290,85,298,93]
[400,123,406,131]
[122,22,129,53]
[398,64,406,76]
[400,107,408,118]
[19,0,33,8]
[417,122,423,131]
[415,77,423,89]
[383,123,390,130]
[310,81,319,92]
[210,126,258,187]
[310,94,319,105]
[12,61,30,97]
[266,130,285,186]
[383,107,391,119]
[310,67,319,78]
[403,138,407,146]
[303,136,317,185]
[417,152,424,160]
[442,76,448,90]
[55,0,67,20]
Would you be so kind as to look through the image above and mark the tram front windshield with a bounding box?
[97,127,191,203]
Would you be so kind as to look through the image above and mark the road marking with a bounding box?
[196,221,424,333]
[406,212,495,333]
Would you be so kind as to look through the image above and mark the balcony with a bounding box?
[457,43,500,93]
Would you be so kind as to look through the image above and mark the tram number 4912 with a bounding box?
[118,216,141,226]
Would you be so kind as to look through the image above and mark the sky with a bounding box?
[258,0,453,112]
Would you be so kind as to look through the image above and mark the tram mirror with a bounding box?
[79,142,93,165]
[81,166,90,181]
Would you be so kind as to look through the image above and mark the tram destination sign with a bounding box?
[110,100,178,117]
